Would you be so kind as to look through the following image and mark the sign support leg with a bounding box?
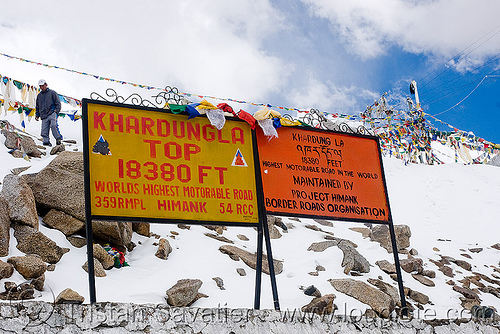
[262,216,280,311]
[85,216,97,303]
[388,221,407,316]
[254,223,264,309]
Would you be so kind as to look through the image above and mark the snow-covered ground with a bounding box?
[1,109,499,320]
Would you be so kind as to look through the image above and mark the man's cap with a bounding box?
[38,79,47,86]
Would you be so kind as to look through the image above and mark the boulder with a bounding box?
[7,254,46,279]
[375,260,396,274]
[453,285,480,301]
[0,260,14,279]
[266,216,282,239]
[1,129,42,158]
[1,174,38,228]
[16,231,69,264]
[301,294,337,315]
[219,245,283,275]
[50,144,65,155]
[132,222,150,237]
[155,238,172,260]
[93,244,115,270]
[67,235,87,248]
[31,274,45,291]
[313,219,333,227]
[368,278,401,307]
[166,279,206,307]
[307,240,337,252]
[337,239,370,275]
[369,224,411,253]
[0,195,10,256]
[43,209,85,236]
[404,287,429,305]
[349,227,371,238]
[204,233,234,244]
[329,278,395,318]
[92,221,133,247]
[82,259,106,277]
[23,151,85,221]
[411,274,435,287]
[0,282,35,300]
[399,258,423,273]
[55,288,85,304]
[303,285,322,297]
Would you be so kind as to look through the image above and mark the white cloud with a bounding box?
[301,0,500,63]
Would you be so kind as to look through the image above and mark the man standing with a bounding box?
[35,79,62,146]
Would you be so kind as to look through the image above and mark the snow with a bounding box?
[1,109,499,321]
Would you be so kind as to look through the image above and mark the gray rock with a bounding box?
[411,274,435,287]
[236,268,246,276]
[313,219,333,227]
[375,260,396,274]
[212,277,225,290]
[7,254,46,279]
[337,239,370,275]
[487,154,500,167]
[166,279,205,307]
[204,233,234,244]
[400,258,423,273]
[469,247,483,253]
[82,259,106,277]
[237,234,249,241]
[23,152,85,221]
[43,209,85,236]
[1,130,43,158]
[0,260,14,279]
[329,278,395,318]
[132,223,150,237]
[55,288,85,304]
[307,240,337,252]
[453,259,472,271]
[266,216,282,239]
[31,274,45,291]
[453,285,480,300]
[303,285,321,297]
[219,245,283,275]
[50,144,65,155]
[67,235,87,248]
[0,195,10,256]
[93,244,115,270]
[404,287,430,305]
[301,294,336,315]
[155,238,172,260]
[92,221,133,247]
[16,231,69,264]
[349,227,371,238]
[1,174,38,228]
[367,278,401,307]
[369,224,411,253]
[421,270,436,278]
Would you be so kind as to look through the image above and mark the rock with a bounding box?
[404,287,429,305]
[439,265,454,277]
[55,288,85,304]
[203,225,226,234]
[0,282,35,300]
[16,231,69,264]
[67,235,87,248]
[453,259,472,271]
[204,233,234,244]
[82,259,106,277]
[349,227,371,238]
[469,247,483,253]
[316,265,326,272]
[453,285,480,300]
[329,278,395,318]
[421,270,436,278]
[267,216,282,239]
[219,245,283,275]
[487,154,500,167]
[31,274,45,291]
[11,167,31,175]
[313,219,333,227]
[47,264,56,271]
[1,129,43,158]
[50,144,65,155]
[132,223,150,237]
[301,294,337,315]
[1,174,38,228]
[309,271,319,276]
[461,253,472,259]
[177,224,190,230]
[92,220,133,247]
[8,254,46,279]
[491,243,500,251]
[236,268,246,276]
[237,234,249,241]
[411,274,435,287]
[93,244,115,269]
[307,240,336,252]
[155,238,172,260]
[212,277,225,290]
[433,247,440,252]
[43,209,84,236]
[400,258,423,273]
[303,285,322,297]
[409,248,419,255]
[337,239,370,275]
[368,278,401,307]
[369,224,411,253]
[23,152,85,220]
[0,260,14,279]
[0,195,10,256]
[166,279,205,307]
[375,260,396,274]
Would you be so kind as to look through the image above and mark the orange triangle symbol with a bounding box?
[232,149,248,167]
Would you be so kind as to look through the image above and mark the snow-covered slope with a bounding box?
[1,110,499,320]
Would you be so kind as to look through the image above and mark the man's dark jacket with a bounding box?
[36,88,61,119]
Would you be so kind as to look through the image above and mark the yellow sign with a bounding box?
[84,101,259,224]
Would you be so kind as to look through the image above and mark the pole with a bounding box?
[388,220,407,316]
[254,223,264,309]
[262,216,280,311]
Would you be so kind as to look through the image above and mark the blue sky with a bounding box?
[1,0,499,142]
